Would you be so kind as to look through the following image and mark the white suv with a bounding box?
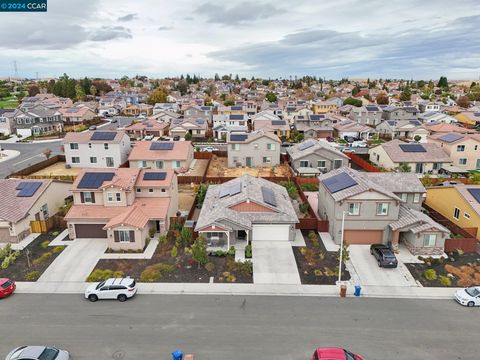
[85,278,137,302]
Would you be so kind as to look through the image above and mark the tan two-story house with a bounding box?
[227,130,281,168]
[128,141,194,172]
[428,132,480,171]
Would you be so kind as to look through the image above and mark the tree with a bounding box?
[196,184,208,208]
[181,227,193,246]
[437,76,448,89]
[265,92,277,102]
[397,162,412,172]
[413,135,422,142]
[147,87,168,105]
[184,132,192,141]
[74,84,85,101]
[27,84,40,97]
[456,96,470,109]
[43,148,52,159]
[175,80,188,95]
[399,87,411,101]
[343,97,363,107]
[223,99,234,106]
[90,85,97,97]
[376,93,389,105]
[191,236,208,269]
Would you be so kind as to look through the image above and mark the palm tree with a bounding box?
[398,162,412,172]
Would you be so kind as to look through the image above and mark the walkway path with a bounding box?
[252,241,301,284]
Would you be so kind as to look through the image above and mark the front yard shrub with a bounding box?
[279,181,298,199]
[222,271,236,283]
[40,240,50,248]
[300,183,319,192]
[25,271,40,281]
[52,246,64,253]
[314,269,323,276]
[140,263,174,282]
[227,246,235,256]
[86,269,124,282]
[245,244,252,258]
[323,267,336,277]
[299,203,310,215]
[456,249,464,256]
[336,244,350,262]
[214,250,227,257]
[181,227,193,246]
[423,268,437,281]
[308,231,317,240]
[148,227,156,238]
[1,251,20,269]
[439,275,452,286]
[191,237,208,267]
[0,243,13,260]
[33,252,52,265]
[170,245,178,258]
[159,235,168,245]
[205,262,215,272]
[239,260,253,275]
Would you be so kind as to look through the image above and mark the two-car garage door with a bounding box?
[343,230,383,245]
[75,224,107,238]
[252,224,290,241]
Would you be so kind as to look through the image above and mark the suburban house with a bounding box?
[283,105,312,124]
[418,112,457,124]
[153,102,179,114]
[64,168,178,251]
[0,179,71,243]
[212,114,248,140]
[148,110,181,123]
[195,175,298,250]
[294,114,334,139]
[333,120,374,140]
[425,122,473,135]
[12,105,63,137]
[59,106,96,124]
[454,111,480,127]
[349,105,383,126]
[369,139,452,174]
[0,109,15,136]
[252,113,290,138]
[287,139,349,176]
[381,106,419,121]
[123,103,154,117]
[183,105,213,121]
[317,168,449,254]
[312,100,338,114]
[428,133,480,171]
[63,131,131,168]
[125,119,169,139]
[418,102,442,113]
[169,118,208,139]
[227,130,281,168]
[128,140,194,171]
[217,105,245,116]
[375,120,426,141]
[425,183,480,240]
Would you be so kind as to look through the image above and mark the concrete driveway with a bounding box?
[252,241,301,284]
[38,239,107,283]
[348,245,418,287]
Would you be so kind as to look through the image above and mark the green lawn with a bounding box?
[0,97,18,109]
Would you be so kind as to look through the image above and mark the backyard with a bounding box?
[0,230,66,281]
[293,230,350,285]
[31,162,82,177]
[178,184,196,213]
[206,155,291,177]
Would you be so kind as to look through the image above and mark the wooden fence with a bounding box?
[30,215,66,234]
[194,152,212,160]
[346,152,381,172]
[8,155,66,178]
[444,238,478,253]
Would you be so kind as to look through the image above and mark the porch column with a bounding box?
[391,230,400,253]
[246,230,249,244]
[226,231,230,249]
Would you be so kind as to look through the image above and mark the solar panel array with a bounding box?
[90,132,117,141]
[150,142,174,150]
[66,108,80,113]
[230,133,248,142]
[409,120,421,126]
[77,172,115,189]
[16,182,42,197]
[231,106,243,111]
[474,112,480,117]
[323,172,358,194]
[467,188,480,203]
[310,115,325,120]
[399,144,426,152]
[366,105,379,112]
[219,182,243,198]
[387,120,396,126]
[143,172,167,181]
[261,186,277,207]
[298,140,315,151]
[272,120,286,126]
[439,133,464,143]
[229,114,244,120]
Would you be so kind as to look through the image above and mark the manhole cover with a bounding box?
[112,350,125,359]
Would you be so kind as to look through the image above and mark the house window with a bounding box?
[88,143,92,148]
[106,157,114,167]
[423,234,437,247]
[348,203,360,215]
[475,145,478,151]
[116,193,121,202]
[82,192,94,203]
[453,207,460,220]
[118,230,131,242]
[401,193,408,202]
[300,160,309,167]
[415,163,424,174]
[263,157,271,164]
[464,212,471,219]
[71,157,80,164]
[459,158,467,165]
[317,160,326,168]
[376,203,389,216]
[172,160,181,169]
[413,193,421,203]
[155,161,163,169]
[334,159,343,169]
[149,188,153,193]
[267,143,276,150]
[107,193,114,202]
[70,143,79,150]
[231,144,240,151]
[104,143,109,150]
[161,188,166,193]
[136,188,141,193]
[457,145,465,152]
[138,160,147,168]
[90,157,97,164]
[432,162,441,170]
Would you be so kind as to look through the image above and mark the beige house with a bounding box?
[65,168,178,251]
[169,118,208,139]
[0,179,71,244]
[227,130,281,168]
[128,141,194,171]
[428,133,480,171]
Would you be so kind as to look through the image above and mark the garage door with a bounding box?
[75,224,107,238]
[252,224,290,241]
[344,230,383,245]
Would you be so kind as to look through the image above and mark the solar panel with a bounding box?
[150,142,174,150]
[467,189,480,203]
[90,132,117,141]
[272,120,286,126]
[229,182,242,196]
[143,172,167,181]
[231,106,243,110]
[298,140,315,151]
[310,115,324,120]
[439,133,464,143]
[323,172,358,194]
[195,119,205,124]
[261,186,277,207]
[77,172,115,189]
[409,120,421,126]
[230,134,248,142]
[16,182,28,190]
[366,105,379,112]
[66,108,80,113]
[17,182,42,197]
[474,112,480,117]
[219,186,230,198]
[399,144,426,152]
[230,114,244,120]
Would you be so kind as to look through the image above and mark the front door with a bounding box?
[246,157,253,167]
[155,221,160,232]
[237,230,247,240]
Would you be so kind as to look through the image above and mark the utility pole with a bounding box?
[337,211,346,284]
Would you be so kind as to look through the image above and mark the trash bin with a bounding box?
[172,350,183,360]
[354,285,362,297]
[340,284,347,298]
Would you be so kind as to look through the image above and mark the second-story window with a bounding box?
[70,143,79,150]
[457,145,465,152]
[376,203,389,216]
[267,143,276,150]
[104,143,109,150]
[231,144,240,151]
[413,193,420,203]
[348,203,360,215]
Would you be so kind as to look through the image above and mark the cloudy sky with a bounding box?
[0,0,479,80]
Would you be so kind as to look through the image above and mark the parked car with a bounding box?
[370,244,398,268]
[110,118,118,123]
[85,278,137,302]
[343,136,356,143]
[202,146,219,152]
[0,278,15,298]
[143,134,154,141]
[342,148,355,153]
[454,286,480,307]
[88,125,97,130]
[173,135,180,141]
[312,348,363,360]
[5,346,70,360]
[351,141,368,148]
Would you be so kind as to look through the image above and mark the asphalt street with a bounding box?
[0,294,477,360]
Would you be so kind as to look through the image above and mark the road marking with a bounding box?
[13,153,42,166]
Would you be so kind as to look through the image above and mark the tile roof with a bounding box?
[363,173,425,194]
[426,123,472,134]
[389,205,449,233]
[287,139,348,161]
[373,139,451,163]
[227,129,280,144]
[128,141,192,161]
[63,130,127,144]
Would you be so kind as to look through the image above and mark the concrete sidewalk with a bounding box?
[14,281,461,299]
[252,241,301,284]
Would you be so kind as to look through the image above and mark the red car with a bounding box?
[313,348,364,360]
[0,278,16,298]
